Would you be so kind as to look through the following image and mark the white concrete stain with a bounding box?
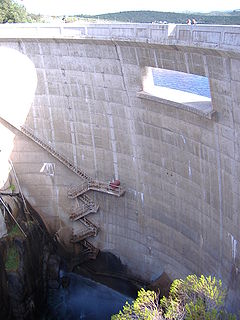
[65,86,78,167]
[229,233,237,262]
[134,47,140,66]
[188,160,192,178]
[106,112,119,180]
[153,51,159,68]
[40,162,55,176]
[200,234,204,248]
[55,186,63,232]
[69,120,78,167]
[102,71,119,180]
[39,43,55,144]
[140,192,144,204]
[32,104,37,132]
[215,125,223,275]
[85,93,97,174]
[181,134,186,144]
[115,43,138,181]
[162,158,165,168]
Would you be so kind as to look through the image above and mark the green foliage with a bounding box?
[112,275,236,320]
[5,245,19,271]
[162,275,226,319]
[185,299,218,320]
[85,10,240,25]
[8,224,24,238]
[9,183,15,192]
[112,288,161,320]
[0,0,36,23]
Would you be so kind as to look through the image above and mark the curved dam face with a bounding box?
[0,24,239,293]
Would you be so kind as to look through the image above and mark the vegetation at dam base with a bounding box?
[4,225,25,272]
[0,194,62,319]
[5,245,19,271]
[112,275,237,319]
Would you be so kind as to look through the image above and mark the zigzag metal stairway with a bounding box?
[0,117,125,259]
[20,125,125,258]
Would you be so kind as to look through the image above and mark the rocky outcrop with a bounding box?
[0,195,61,320]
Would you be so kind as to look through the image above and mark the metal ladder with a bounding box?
[18,125,125,259]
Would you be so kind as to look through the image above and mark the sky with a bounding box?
[17,0,240,16]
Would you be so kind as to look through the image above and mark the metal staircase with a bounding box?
[8,124,125,260]
[0,115,126,261]
[19,126,101,258]
[83,240,100,258]
[70,217,98,243]
[68,181,125,199]
[69,203,99,221]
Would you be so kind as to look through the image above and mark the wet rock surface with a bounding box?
[73,251,148,298]
[0,196,61,320]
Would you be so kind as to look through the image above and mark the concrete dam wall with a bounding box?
[0,24,239,291]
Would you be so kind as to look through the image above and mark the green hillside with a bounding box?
[76,10,240,25]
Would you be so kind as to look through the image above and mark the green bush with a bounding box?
[8,224,24,238]
[112,288,161,320]
[9,183,15,192]
[112,275,236,319]
[5,245,19,272]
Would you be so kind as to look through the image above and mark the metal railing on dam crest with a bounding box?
[0,23,240,52]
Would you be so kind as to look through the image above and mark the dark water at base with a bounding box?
[41,272,132,320]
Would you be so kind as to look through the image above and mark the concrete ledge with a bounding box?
[137,91,216,119]
[0,23,240,53]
